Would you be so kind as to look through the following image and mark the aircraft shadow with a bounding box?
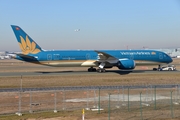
[35,71,74,74]
[105,70,146,75]
[35,70,148,75]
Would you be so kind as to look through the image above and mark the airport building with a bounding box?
[0,51,8,56]
[0,51,12,59]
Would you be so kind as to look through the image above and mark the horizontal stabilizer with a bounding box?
[16,54,38,60]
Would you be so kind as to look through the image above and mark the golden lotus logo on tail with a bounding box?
[19,35,41,54]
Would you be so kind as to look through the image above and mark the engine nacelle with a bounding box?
[117,59,135,70]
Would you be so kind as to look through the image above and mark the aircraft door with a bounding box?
[159,53,163,59]
[47,54,52,60]
[86,53,91,60]
[129,53,134,60]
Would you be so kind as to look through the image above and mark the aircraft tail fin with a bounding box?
[11,25,42,55]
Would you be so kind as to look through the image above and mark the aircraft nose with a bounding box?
[169,57,173,63]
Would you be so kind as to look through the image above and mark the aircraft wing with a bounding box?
[94,50,118,62]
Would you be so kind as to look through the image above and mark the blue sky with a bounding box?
[0,0,180,51]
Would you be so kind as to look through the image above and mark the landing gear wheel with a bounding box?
[88,67,96,72]
[93,68,96,72]
[97,68,106,73]
[88,68,91,72]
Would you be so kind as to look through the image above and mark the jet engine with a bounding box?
[117,59,135,70]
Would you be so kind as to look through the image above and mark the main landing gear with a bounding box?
[88,67,96,72]
[96,62,106,73]
[96,68,106,73]
[88,63,106,73]
[87,67,106,73]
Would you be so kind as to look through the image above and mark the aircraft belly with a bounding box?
[39,60,98,67]
[135,60,167,66]
[40,61,83,67]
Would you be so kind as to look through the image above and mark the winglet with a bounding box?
[11,25,42,55]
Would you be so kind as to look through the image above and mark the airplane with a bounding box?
[11,25,173,73]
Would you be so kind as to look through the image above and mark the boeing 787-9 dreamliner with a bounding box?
[11,25,172,73]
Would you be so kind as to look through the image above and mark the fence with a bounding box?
[0,84,180,119]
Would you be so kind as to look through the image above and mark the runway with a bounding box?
[0,59,180,77]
